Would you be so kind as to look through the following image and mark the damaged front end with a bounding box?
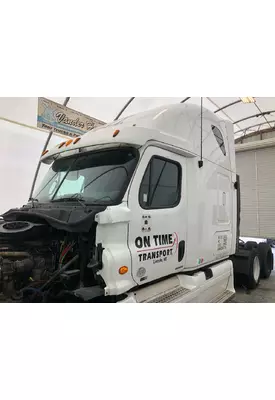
[0,146,139,302]
[0,204,107,303]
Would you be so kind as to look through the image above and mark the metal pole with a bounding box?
[234,109,275,125]
[198,97,204,168]
[114,97,135,121]
[180,97,191,104]
[29,97,70,200]
[214,99,242,113]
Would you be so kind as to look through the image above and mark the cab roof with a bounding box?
[41,103,226,164]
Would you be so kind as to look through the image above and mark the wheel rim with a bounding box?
[253,256,261,282]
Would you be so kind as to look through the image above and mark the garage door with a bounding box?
[236,144,275,239]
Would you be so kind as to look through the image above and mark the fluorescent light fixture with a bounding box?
[240,97,256,104]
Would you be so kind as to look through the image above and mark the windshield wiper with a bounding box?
[89,196,114,203]
[51,194,87,210]
[28,197,39,208]
[51,157,79,202]
[51,194,85,202]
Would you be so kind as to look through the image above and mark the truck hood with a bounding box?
[1,203,107,233]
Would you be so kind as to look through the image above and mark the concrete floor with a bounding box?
[230,272,275,303]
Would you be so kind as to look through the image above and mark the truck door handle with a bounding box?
[178,240,185,262]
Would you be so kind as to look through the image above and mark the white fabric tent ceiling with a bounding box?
[1,97,275,139]
[49,97,275,139]
[0,97,274,215]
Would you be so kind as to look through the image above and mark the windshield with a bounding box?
[33,148,138,204]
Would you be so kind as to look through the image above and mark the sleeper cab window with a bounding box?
[139,156,181,209]
[212,125,226,156]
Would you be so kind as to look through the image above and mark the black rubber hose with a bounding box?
[40,255,79,291]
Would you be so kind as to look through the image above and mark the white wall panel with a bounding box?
[236,143,275,238]
[0,119,61,215]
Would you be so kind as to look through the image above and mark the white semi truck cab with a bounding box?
[0,103,273,302]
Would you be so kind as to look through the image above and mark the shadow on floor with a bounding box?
[230,272,275,303]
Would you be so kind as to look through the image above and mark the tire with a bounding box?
[244,241,258,251]
[267,239,275,248]
[258,242,273,279]
[246,249,261,290]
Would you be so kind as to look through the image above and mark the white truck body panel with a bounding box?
[120,260,235,303]
[40,103,237,301]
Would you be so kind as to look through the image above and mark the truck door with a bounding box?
[127,146,187,285]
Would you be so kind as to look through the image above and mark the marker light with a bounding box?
[65,139,73,146]
[119,266,128,275]
[113,129,120,138]
[73,137,81,144]
[58,142,66,149]
[240,97,256,104]
[42,150,48,156]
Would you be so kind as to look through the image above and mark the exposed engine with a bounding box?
[0,211,105,302]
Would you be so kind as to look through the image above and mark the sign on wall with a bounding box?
[37,97,105,138]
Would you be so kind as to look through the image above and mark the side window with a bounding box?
[212,125,226,156]
[139,156,181,209]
